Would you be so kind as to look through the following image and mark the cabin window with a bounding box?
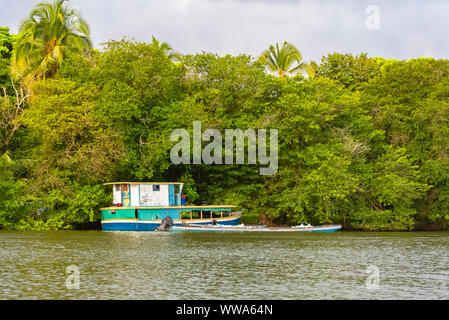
[191,211,200,219]
[174,184,180,194]
[115,184,121,192]
[180,212,191,220]
[153,185,160,191]
[212,212,222,219]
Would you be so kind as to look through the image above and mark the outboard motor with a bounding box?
[156,216,174,231]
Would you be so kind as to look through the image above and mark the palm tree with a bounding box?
[306,61,318,79]
[258,41,307,77]
[150,35,180,62]
[13,0,92,83]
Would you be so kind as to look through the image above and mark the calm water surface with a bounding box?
[0,230,448,299]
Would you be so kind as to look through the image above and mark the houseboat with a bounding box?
[100,182,241,231]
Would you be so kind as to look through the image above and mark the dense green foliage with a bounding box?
[2,6,449,230]
[0,27,14,92]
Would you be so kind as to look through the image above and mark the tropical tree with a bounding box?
[258,41,307,77]
[150,35,180,62]
[13,0,92,83]
[315,52,385,90]
[305,61,318,79]
[0,27,14,91]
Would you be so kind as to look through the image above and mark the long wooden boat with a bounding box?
[170,223,342,233]
[101,182,240,231]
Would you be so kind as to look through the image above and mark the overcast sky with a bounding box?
[1,0,448,62]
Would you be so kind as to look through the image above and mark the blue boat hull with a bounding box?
[102,216,241,231]
[310,227,341,232]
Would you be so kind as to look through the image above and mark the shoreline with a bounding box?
[2,225,449,232]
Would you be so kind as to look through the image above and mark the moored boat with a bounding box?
[170,223,342,233]
[100,182,241,231]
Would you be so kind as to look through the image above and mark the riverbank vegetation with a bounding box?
[1,0,449,231]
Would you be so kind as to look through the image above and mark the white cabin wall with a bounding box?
[130,184,140,207]
[113,184,122,204]
[139,184,169,206]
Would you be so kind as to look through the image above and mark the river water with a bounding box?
[0,230,448,299]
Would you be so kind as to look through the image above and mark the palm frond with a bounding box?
[13,0,92,82]
[151,35,179,61]
[258,41,306,77]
